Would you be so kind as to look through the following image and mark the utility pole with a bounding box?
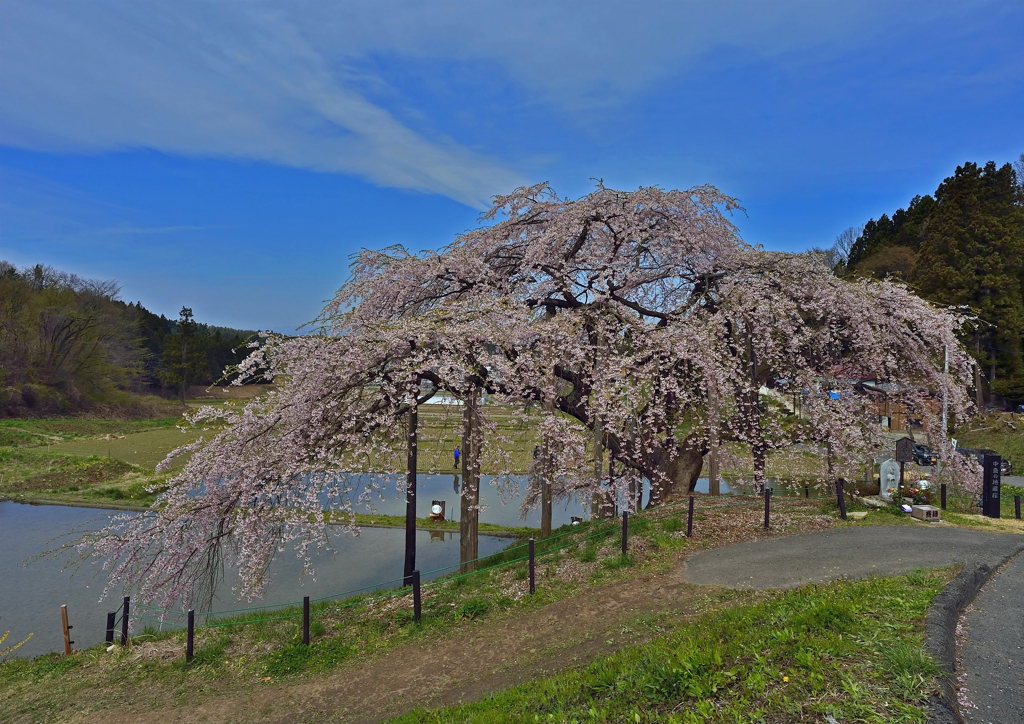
[941,344,949,434]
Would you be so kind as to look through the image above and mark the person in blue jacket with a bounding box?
[453,446,460,469]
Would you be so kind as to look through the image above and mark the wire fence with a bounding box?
[107,480,1020,661]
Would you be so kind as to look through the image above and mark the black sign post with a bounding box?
[895,438,914,492]
[982,454,1002,518]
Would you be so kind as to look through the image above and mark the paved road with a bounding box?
[682,525,1024,589]
[960,551,1024,724]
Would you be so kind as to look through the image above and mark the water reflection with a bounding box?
[0,501,511,659]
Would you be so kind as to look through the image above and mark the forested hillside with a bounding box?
[836,157,1024,406]
[0,262,259,417]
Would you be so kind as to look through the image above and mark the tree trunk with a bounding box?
[648,445,704,506]
[459,388,480,573]
[403,402,418,586]
[708,383,720,496]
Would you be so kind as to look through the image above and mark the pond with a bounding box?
[0,472,603,659]
[1,502,520,660]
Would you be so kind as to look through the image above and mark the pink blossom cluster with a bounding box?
[80,182,977,606]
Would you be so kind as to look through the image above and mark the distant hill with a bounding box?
[0,261,262,417]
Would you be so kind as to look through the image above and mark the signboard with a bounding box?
[982,454,1002,518]
[895,437,915,464]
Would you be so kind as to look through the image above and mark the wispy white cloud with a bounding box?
[0,1,997,207]
[0,2,527,209]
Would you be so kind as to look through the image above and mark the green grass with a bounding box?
[390,572,950,724]
[954,415,1024,474]
[0,417,183,447]
[0,512,690,723]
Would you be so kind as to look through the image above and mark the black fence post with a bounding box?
[303,596,310,645]
[120,596,130,647]
[836,479,847,521]
[528,538,535,595]
[1015,495,1021,521]
[186,609,194,662]
[804,485,810,499]
[412,570,421,624]
[764,489,771,529]
[686,495,694,538]
[941,483,947,510]
[105,612,115,645]
[621,511,628,555]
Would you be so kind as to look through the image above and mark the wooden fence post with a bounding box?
[413,570,422,624]
[303,596,310,645]
[105,612,115,645]
[621,511,628,555]
[528,538,535,595]
[60,605,73,655]
[186,609,194,662]
[120,596,130,646]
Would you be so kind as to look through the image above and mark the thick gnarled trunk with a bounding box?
[647,444,705,506]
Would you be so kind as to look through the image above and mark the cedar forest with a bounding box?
[0,261,257,417]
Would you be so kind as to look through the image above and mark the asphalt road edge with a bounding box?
[925,541,1024,724]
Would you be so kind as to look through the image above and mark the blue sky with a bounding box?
[2,1,1021,331]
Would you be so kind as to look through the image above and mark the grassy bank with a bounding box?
[0,499,848,723]
[391,570,952,724]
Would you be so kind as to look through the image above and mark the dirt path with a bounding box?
[79,563,710,724]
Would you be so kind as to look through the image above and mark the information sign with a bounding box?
[895,437,914,464]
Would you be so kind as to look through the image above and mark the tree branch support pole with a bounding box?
[941,483,947,510]
[592,416,604,519]
[764,488,771,529]
[686,495,695,537]
[460,387,480,573]
[836,479,847,520]
[541,305,555,537]
[404,392,419,587]
[826,439,835,494]
[941,344,949,434]
[709,382,720,496]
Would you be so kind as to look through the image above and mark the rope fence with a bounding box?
[109,479,1019,662]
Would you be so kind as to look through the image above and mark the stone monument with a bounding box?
[879,459,901,500]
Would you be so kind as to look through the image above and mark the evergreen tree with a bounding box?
[915,161,1024,404]
[159,307,207,406]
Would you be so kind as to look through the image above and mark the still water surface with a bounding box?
[1,472,606,659]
